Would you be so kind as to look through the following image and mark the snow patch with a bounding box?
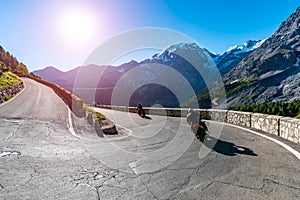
[252,39,266,49]
[226,39,266,54]
[164,42,200,53]
[226,44,251,54]
[226,45,239,52]
[230,79,240,84]
[260,70,284,79]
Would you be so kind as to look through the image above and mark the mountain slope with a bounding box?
[33,43,218,107]
[33,6,300,108]
[225,8,300,82]
[215,40,265,74]
[221,6,300,107]
[0,45,28,76]
[33,66,80,91]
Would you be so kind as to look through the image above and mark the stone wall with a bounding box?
[0,82,24,103]
[227,111,252,127]
[95,105,300,144]
[251,113,282,136]
[207,109,227,122]
[280,117,300,144]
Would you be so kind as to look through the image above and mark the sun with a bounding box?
[60,8,97,45]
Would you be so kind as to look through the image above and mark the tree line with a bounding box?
[0,45,28,76]
[230,100,300,119]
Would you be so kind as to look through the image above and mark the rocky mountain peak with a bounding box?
[224,6,300,82]
[275,6,300,38]
[244,40,258,48]
[220,6,300,107]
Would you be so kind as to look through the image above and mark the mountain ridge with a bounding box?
[222,6,300,107]
[32,6,300,108]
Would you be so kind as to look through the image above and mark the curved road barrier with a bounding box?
[28,76,85,117]
[96,105,300,144]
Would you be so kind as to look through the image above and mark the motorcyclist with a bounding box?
[136,103,145,117]
[187,108,208,140]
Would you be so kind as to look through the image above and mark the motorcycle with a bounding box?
[136,107,145,117]
[191,120,208,141]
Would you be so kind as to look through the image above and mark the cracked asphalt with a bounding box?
[0,78,300,199]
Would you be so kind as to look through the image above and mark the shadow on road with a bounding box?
[94,120,104,138]
[202,136,257,157]
[141,115,152,120]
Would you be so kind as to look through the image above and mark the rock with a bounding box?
[0,82,24,103]
[100,119,118,135]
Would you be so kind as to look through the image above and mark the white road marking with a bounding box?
[128,160,138,175]
[220,122,300,160]
[67,108,81,139]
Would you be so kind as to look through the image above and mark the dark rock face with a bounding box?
[225,7,300,82]
[223,6,300,107]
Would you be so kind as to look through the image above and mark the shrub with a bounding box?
[95,112,106,120]
[83,103,106,120]
[0,71,22,88]
[230,100,300,119]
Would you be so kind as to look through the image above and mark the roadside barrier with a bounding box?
[96,105,300,144]
[28,77,85,117]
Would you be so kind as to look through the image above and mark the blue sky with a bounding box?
[0,0,299,71]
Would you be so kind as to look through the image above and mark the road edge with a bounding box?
[216,121,300,160]
[67,108,81,139]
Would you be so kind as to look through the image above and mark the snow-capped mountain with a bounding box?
[214,40,265,74]
[151,43,209,63]
[33,6,300,108]
[225,40,265,54]
[33,43,217,107]
[221,6,300,106]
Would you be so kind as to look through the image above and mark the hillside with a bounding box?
[222,6,300,107]
[0,45,28,77]
[192,6,300,108]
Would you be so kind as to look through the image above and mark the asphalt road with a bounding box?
[0,78,299,199]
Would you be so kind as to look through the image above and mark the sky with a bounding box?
[0,0,299,72]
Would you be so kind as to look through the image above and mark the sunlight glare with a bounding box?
[60,8,97,46]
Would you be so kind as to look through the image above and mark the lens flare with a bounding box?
[60,8,97,45]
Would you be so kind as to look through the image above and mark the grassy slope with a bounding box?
[0,71,22,89]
